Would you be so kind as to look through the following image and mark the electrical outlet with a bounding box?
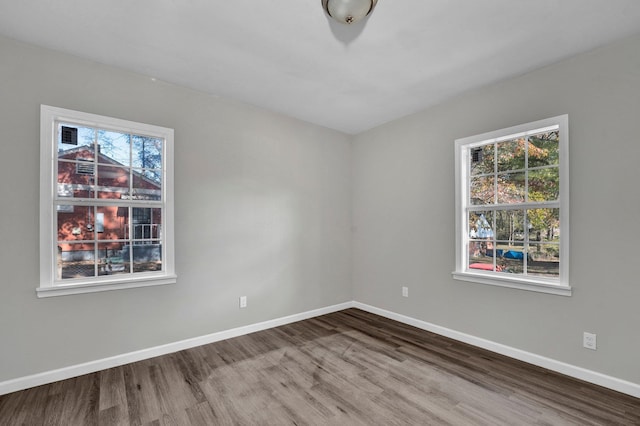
[402,286,409,297]
[583,332,597,350]
[239,296,247,309]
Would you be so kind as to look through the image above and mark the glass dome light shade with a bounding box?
[322,0,378,25]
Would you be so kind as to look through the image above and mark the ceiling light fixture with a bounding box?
[322,0,378,25]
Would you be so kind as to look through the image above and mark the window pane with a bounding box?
[497,172,525,204]
[97,165,130,199]
[131,208,162,241]
[527,244,560,277]
[142,169,162,186]
[527,208,560,242]
[98,130,131,166]
[132,136,163,169]
[500,249,524,274]
[97,206,127,240]
[469,211,494,239]
[132,168,162,201]
[497,138,525,172]
[528,168,559,202]
[56,202,74,213]
[57,205,94,242]
[528,131,559,168]
[132,243,162,273]
[150,208,162,239]
[58,242,95,279]
[470,144,494,176]
[470,176,494,205]
[58,124,95,152]
[58,144,96,162]
[57,180,92,200]
[98,242,130,276]
[495,210,525,242]
[468,257,498,272]
[468,211,496,269]
[58,159,94,178]
[58,161,95,198]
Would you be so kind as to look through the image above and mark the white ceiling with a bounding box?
[2,0,640,134]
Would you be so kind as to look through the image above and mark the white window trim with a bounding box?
[39,105,176,297]
[453,115,570,296]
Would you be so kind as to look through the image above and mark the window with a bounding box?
[453,115,570,296]
[39,105,175,297]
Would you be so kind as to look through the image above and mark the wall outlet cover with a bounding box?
[583,332,597,350]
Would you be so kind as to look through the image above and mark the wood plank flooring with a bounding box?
[1,308,638,425]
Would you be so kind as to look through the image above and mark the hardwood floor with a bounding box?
[1,308,638,425]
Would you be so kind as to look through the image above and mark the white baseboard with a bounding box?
[353,302,640,399]
[0,301,353,396]
[2,300,639,399]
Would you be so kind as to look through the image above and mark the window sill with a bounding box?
[37,274,177,298]
[452,271,571,296]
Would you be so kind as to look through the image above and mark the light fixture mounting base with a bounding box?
[321,0,378,25]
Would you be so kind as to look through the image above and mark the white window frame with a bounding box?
[453,115,570,296]
[39,105,176,297]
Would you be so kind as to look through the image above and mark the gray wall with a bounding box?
[352,34,640,383]
[0,36,352,382]
[2,31,640,387]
